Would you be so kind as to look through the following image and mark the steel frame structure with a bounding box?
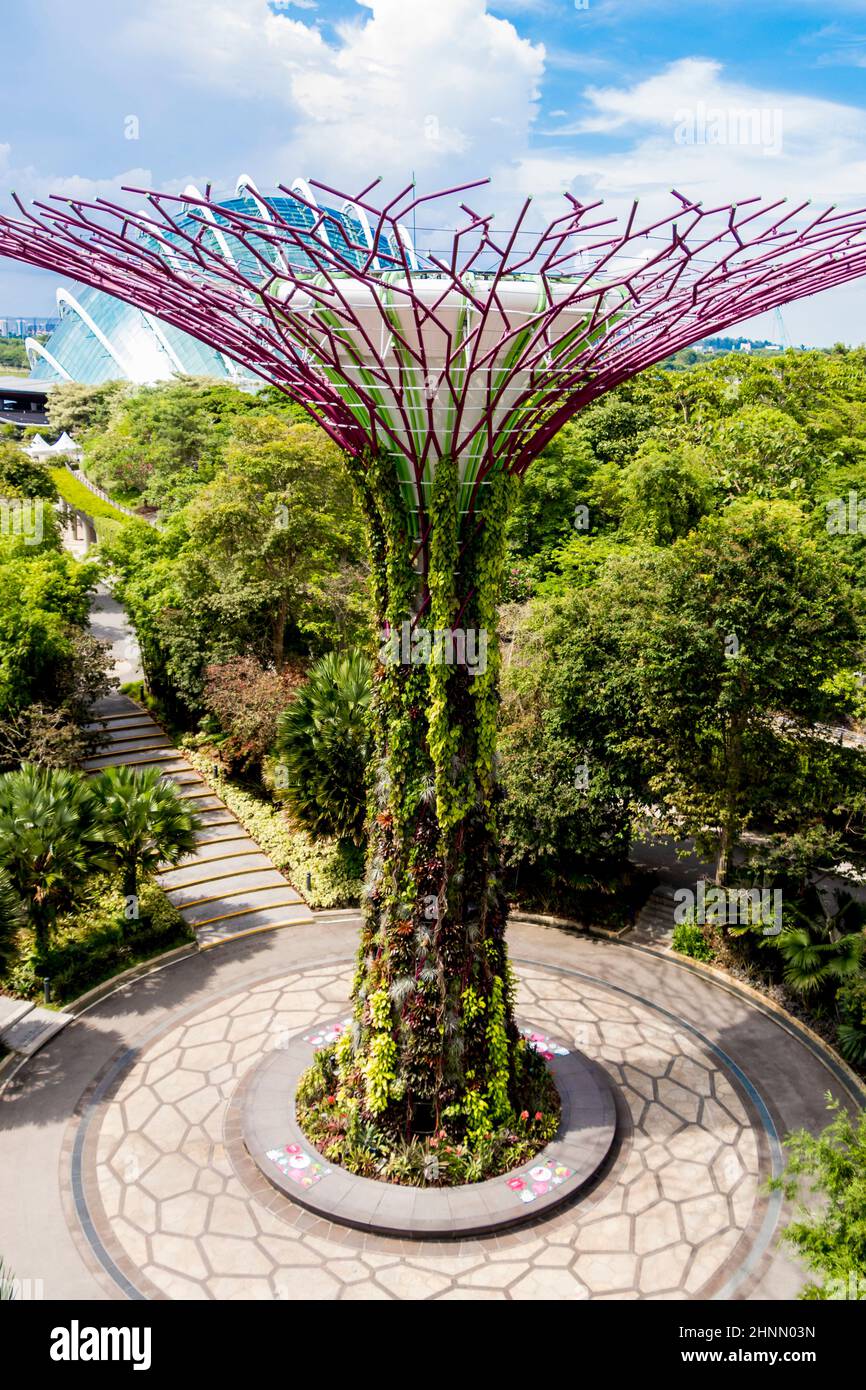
[2,176,866,536]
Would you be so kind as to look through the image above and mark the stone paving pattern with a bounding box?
[83,965,770,1301]
[2,920,855,1301]
[85,694,313,948]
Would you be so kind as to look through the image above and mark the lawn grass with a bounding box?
[49,466,132,524]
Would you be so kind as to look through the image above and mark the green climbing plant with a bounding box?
[296,451,558,1180]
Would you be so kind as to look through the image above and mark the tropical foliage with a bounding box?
[773,1097,866,1300]
[89,765,200,903]
[270,649,371,844]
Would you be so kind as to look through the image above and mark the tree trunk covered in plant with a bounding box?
[340,451,522,1141]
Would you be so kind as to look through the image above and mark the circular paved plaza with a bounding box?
[0,918,859,1300]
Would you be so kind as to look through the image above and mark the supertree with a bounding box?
[3,177,866,1152]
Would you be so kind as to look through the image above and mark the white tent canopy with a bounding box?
[24,431,83,461]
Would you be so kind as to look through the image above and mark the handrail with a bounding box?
[63,461,159,526]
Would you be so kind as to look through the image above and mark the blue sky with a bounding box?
[2,0,866,343]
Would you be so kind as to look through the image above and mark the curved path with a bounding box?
[0,919,858,1301]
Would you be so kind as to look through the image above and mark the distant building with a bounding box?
[0,316,59,338]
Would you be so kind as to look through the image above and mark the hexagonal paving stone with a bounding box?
[149,1233,209,1280]
[680,1193,732,1245]
[161,1193,210,1238]
[139,1153,198,1201]
[210,1195,258,1238]
[633,1200,682,1255]
[639,1242,693,1294]
[86,960,771,1301]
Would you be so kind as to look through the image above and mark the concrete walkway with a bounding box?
[85,693,314,949]
[88,583,143,685]
[0,918,859,1302]
[0,998,75,1058]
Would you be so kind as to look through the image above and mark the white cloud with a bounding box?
[491,59,866,344]
[0,157,159,208]
[120,0,545,181]
[502,58,866,210]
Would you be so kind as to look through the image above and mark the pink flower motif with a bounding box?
[532,1182,550,1195]
[507,1177,525,1190]
[285,1143,301,1155]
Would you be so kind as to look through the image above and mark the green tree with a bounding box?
[505,423,595,567]
[271,650,371,844]
[0,765,103,951]
[622,501,857,882]
[46,380,130,435]
[772,1098,866,1300]
[182,416,366,665]
[498,601,637,909]
[90,766,200,905]
[709,404,814,498]
[0,548,100,721]
[0,866,25,977]
[618,440,712,543]
[513,500,859,887]
[102,418,368,714]
[0,443,58,500]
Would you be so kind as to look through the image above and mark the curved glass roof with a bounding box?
[28,182,414,387]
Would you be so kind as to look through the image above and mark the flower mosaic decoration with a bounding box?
[266,1143,331,1188]
[520,1028,570,1060]
[505,1156,574,1204]
[303,1018,351,1049]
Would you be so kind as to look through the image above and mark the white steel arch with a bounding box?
[55,287,140,380]
[25,336,73,381]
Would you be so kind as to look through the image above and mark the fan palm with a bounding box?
[777,925,865,995]
[0,764,103,951]
[0,867,25,977]
[272,649,371,844]
[89,766,200,908]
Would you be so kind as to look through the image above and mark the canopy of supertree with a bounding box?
[2,177,866,541]
[3,176,866,1156]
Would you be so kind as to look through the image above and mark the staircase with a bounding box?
[85,693,314,949]
[630,883,680,947]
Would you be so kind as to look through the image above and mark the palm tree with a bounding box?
[0,764,102,952]
[0,867,25,978]
[272,649,371,844]
[777,924,865,995]
[90,766,200,909]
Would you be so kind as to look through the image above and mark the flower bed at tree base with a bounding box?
[237,1025,617,1239]
[295,1038,559,1186]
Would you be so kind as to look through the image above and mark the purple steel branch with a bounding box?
[1,178,866,496]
